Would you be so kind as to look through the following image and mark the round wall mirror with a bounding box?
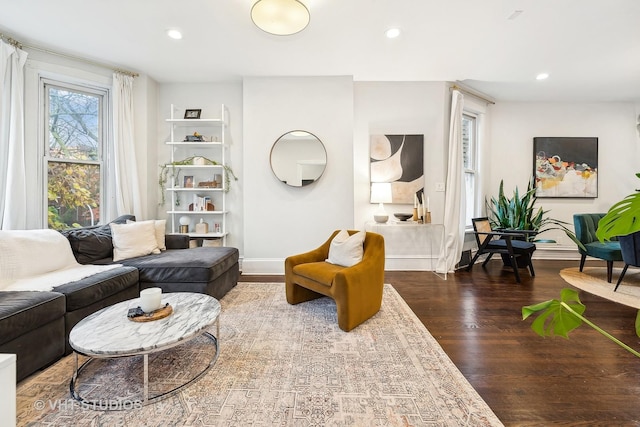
[269,130,327,187]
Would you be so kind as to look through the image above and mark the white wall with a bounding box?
[487,101,640,253]
[242,76,354,274]
[353,82,450,227]
[156,83,244,251]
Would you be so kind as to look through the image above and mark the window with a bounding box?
[44,80,108,229]
[462,113,478,228]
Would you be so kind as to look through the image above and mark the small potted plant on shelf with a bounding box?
[158,156,238,205]
[486,178,583,266]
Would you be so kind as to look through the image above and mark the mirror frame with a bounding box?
[269,130,327,187]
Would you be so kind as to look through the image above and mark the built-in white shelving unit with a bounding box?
[164,104,229,245]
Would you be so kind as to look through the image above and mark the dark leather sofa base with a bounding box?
[121,247,239,284]
[0,292,66,382]
[53,267,140,355]
[141,261,240,300]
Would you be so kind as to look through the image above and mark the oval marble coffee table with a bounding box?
[69,292,220,409]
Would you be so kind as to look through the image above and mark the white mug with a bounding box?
[139,287,163,313]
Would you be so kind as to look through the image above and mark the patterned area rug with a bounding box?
[560,266,640,309]
[16,283,502,426]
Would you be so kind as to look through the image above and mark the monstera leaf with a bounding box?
[523,288,640,358]
[522,288,585,338]
[596,173,640,242]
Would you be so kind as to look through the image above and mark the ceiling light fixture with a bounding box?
[251,0,310,36]
[385,28,401,39]
[167,29,183,40]
[536,73,549,80]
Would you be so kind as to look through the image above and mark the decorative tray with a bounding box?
[128,304,173,322]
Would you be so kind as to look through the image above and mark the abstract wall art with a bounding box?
[370,134,424,203]
[533,137,598,198]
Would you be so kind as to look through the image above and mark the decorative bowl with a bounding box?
[394,213,413,221]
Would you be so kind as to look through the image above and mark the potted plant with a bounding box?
[486,178,584,266]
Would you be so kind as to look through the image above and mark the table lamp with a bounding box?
[179,216,190,233]
[371,182,392,223]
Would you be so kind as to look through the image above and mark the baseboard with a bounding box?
[241,258,286,275]
[240,247,581,275]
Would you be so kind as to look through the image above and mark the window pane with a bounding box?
[465,172,475,227]
[48,87,100,161]
[462,115,474,170]
[47,162,101,229]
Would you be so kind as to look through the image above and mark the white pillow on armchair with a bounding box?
[326,230,366,267]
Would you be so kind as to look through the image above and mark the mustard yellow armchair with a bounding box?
[285,230,385,331]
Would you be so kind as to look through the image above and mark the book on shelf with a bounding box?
[189,195,214,211]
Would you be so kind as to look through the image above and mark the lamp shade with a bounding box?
[370,182,392,204]
[251,0,310,36]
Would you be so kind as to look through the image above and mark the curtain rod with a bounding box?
[0,32,139,78]
[450,84,495,105]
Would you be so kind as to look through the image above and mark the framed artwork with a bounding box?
[184,109,201,119]
[370,134,424,204]
[183,175,194,188]
[533,137,598,198]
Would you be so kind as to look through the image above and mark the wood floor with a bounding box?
[242,259,640,426]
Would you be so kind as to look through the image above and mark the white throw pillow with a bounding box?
[111,221,161,262]
[326,230,366,267]
[127,219,167,251]
[153,220,166,250]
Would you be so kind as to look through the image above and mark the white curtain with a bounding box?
[436,90,466,273]
[112,72,143,219]
[0,41,28,230]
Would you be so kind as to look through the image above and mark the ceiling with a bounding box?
[1,0,639,102]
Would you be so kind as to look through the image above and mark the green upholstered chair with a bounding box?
[573,213,623,283]
[285,230,385,332]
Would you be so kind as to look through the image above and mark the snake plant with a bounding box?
[486,178,583,249]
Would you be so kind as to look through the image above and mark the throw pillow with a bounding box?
[154,219,167,251]
[111,221,161,262]
[326,230,366,267]
[126,219,167,251]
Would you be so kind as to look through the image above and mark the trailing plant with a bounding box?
[522,288,640,358]
[486,178,584,249]
[159,156,238,206]
[596,172,640,242]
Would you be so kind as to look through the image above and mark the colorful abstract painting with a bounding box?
[370,134,424,203]
[533,137,598,198]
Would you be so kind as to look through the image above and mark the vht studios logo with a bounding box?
[33,399,143,411]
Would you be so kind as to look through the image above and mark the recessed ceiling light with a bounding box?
[536,73,549,80]
[385,28,401,39]
[167,29,183,40]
